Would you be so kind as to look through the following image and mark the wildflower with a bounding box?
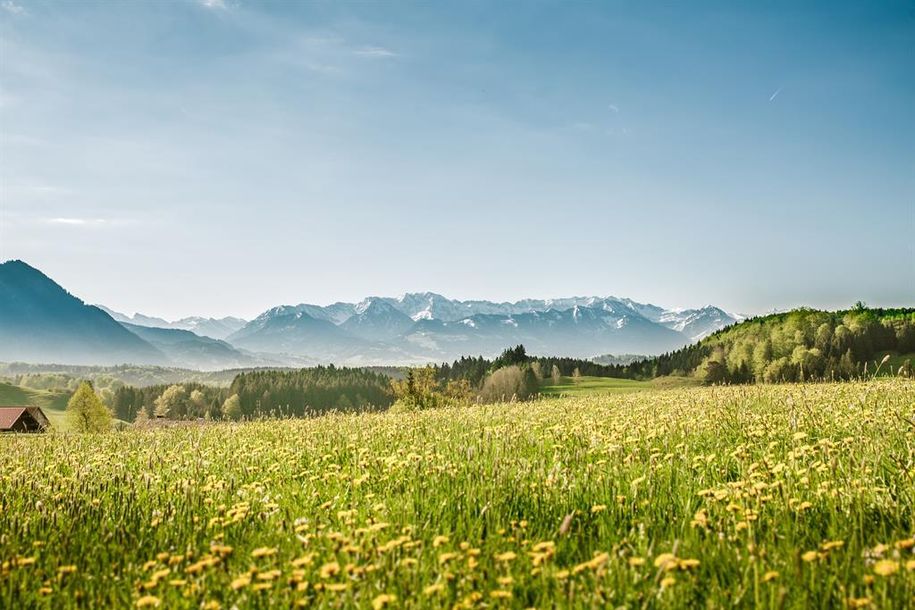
[325,583,348,592]
[660,576,676,588]
[495,552,517,562]
[423,583,445,595]
[250,547,277,558]
[873,560,899,576]
[433,535,449,547]
[319,562,340,579]
[136,596,160,608]
[801,551,819,562]
[257,570,281,581]
[654,553,678,570]
[591,504,607,514]
[490,590,512,599]
[372,594,396,609]
[438,552,459,564]
[847,598,871,608]
[762,571,779,582]
[628,557,645,567]
[230,575,251,590]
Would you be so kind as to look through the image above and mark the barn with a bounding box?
[0,406,51,433]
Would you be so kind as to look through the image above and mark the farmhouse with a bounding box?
[0,406,50,433]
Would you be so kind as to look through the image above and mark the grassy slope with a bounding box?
[540,374,699,397]
[0,381,72,431]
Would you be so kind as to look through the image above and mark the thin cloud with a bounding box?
[769,87,782,102]
[44,217,113,227]
[199,0,226,9]
[354,46,398,58]
[608,104,620,113]
[1,1,26,15]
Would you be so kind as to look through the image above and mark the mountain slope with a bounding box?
[0,260,165,366]
[341,299,415,341]
[99,307,248,340]
[120,323,266,370]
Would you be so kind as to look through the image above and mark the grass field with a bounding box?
[0,381,73,430]
[1,380,914,608]
[540,375,700,397]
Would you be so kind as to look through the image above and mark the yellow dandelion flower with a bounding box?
[628,557,645,567]
[762,571,779,583]
[424,583,445,595]
[372,594,396,610]
[325,583,348,592]
[250,547,277,558]
[678,558,700,570]
[438,552,459,565]
[654,553,678,570]
[319,562,340,579]
[801,551,819,562]
[257,570,281,581]
[433,535,450,548]
[498,576,513,586]
[906,560,915,572]
[847,598,871,609]
[490,590,512,599]
[873,560,899,576]
[136,596,160,608]
[230,575,251,590]
[495,552,517,562]
[660,576,676,588]
[590,504,607,514]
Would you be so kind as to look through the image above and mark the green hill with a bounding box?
[0,382,73,430]
[615,306,915,384]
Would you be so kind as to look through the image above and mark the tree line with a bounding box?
[111,365,394,422]
[613,306,914,383]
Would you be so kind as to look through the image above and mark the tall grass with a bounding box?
[1,380,913,608]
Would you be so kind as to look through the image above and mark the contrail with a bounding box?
[769,87,782,102]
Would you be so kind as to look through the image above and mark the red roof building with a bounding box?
[0,407,51,432]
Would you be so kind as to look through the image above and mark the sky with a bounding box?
[1,0,913,320]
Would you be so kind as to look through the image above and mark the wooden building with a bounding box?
[0,406,50,433]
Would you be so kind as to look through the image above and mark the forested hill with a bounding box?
[616,306,914,383]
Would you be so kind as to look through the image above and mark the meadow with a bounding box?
[1,379,913,608]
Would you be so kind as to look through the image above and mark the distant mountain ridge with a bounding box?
[0,260,741,368]
[225,293,740,364]
[98,306,247,340]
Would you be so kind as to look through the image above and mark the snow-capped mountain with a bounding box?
[98,306,247,340]
[225,294,739,364]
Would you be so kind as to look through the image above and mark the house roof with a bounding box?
[0,406,50,430]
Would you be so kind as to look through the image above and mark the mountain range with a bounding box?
[0,260,741,369]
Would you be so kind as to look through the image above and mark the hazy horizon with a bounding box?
[2,1,913,320]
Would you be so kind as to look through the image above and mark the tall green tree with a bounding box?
[67,381,112,433]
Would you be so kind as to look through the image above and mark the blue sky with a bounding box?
[1,0,912,320]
